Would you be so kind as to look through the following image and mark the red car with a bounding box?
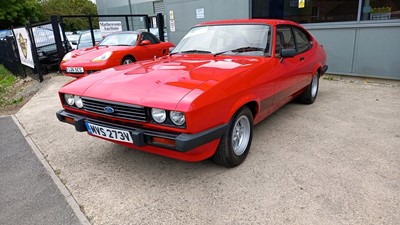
[56,19,328,167]
[60,31,174,78]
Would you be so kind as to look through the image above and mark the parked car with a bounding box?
[33,26,72,67]
[0,29,12,40]
[66,33,80,50]
[56,19,328,167]
[60,31,174,77]
[76,30,103,49]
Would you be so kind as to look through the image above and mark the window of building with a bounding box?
[361,0,400,21]
[253,0,360,23]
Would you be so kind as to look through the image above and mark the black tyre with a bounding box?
[212,107,254,168]
[298,71,319,104]
[121,56,135,65]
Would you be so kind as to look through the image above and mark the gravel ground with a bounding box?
[15,75,400,225]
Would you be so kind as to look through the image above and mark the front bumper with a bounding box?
[56,109,227,152]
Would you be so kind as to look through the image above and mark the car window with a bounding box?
[275,26,296,55]
[293,27,311,53]
[80,31,102,42]
[172,24,271,56]
[99,33,138,46]
[141,33,158,44]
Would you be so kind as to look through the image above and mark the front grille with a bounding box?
[81,97,147,122]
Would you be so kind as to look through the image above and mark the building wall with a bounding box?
[164,0,250,45]
[96,0,156,31]
[305,22,400,79]
[96,0,400,80]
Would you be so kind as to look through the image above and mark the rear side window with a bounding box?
[293,28,311,53]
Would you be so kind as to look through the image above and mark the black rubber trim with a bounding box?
[56,109,227,152]
[322,65,328,75]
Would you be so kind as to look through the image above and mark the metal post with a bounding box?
[59,16,70,53]
[125,16,130,31]
[156,13,165,42]
[88,16,95,47]
[27,19,43,82]
[51,15,65,66]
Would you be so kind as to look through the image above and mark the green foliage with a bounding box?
[0,0,41,29]
[40,0,99,32]
[370,7,392,13]
[0,65,19,106]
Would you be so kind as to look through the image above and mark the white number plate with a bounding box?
[66,67,84,73]
[85,122,133,143]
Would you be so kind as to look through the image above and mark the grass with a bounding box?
[0,65,21,107]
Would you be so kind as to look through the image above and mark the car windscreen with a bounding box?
[80,32,102,42]
[98,33,138,46]
[172,24,271,56]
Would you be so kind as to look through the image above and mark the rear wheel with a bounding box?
[298,71,319,104]
[121,56,135,65]
[212,107,254,168]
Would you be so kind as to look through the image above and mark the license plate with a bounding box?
[66,67,84,73]
[85,122,133,143]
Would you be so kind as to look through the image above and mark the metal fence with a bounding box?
[0,13,166,82]
[0,36,27,78]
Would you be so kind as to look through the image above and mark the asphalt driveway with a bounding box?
[15,75,400,225]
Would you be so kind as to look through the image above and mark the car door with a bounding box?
[272,25,302,106]
[291,26,315,88]
[272,25,315,106]
[136,32,164,61]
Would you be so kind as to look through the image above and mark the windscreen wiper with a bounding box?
[170,49,212,56]
[213,46,265,56]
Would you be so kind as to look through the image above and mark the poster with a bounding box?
[13,27,34,69]
[298,0,305,8]
[99,21,122,35]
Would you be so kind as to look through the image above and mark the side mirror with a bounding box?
[169,46,175,52]
[71,41,78,45]
[140,40,151,45]
[280,49,296,58]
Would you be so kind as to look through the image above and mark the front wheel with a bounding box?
[121,56,135,65]
[298,71,319,104]
[212,107,254,168]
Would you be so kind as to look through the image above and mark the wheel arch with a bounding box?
[121,54,136,63]
[227,96,259,124]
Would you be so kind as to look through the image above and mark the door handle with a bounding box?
[299,57,305,62]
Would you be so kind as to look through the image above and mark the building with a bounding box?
[96,0,400,80]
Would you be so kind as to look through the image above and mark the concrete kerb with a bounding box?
[11,115,91,225]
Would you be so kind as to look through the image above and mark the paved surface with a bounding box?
[0,116,82,225]
[13,75,400,225]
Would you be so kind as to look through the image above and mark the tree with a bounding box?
[0,0,41,29]
[40,0,98,31]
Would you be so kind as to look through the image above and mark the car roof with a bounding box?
[197,19,301,27]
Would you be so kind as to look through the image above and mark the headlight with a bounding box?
[62,52,72,62]
[64,94,74,105]
[91,51,112,62]
[74,96,84,108]
[170,111,185,126]
[151,108,166,123]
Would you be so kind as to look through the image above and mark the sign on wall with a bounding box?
[196,8,205,19]
[13,28,35,69]
[99,21,122,35]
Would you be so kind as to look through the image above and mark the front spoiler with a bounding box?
[56,109,227,152]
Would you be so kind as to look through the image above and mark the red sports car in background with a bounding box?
[60,31,174,78]
[56,19,328,167]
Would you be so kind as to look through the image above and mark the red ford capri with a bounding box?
[60,31,174,78]
[56,19,328,167]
